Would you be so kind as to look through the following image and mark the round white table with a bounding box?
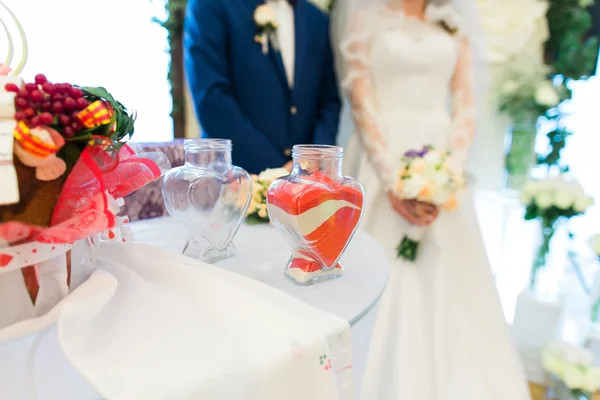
[130,217,390,396]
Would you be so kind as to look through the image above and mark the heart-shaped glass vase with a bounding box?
[267,145,364,285]
[162,139,251,263]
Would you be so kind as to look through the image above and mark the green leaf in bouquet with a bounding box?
[58,142,83,174]
[524,204,539,221]
[65,133,93,143]
[80,86,116,103]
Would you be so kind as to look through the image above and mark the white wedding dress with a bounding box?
[338,4,531,400]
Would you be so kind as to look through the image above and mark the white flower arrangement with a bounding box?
[393,146,467,261]
[520,175,594,217]
[543,341,600,395]
[476,0,549,64]
[254,4,279,55]
[522,175,594,289]
[246,168,289,224]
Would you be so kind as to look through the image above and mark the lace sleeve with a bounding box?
[449,36,477,167]
[339,14,395,190]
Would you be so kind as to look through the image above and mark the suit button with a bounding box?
[290,106,297,115]
[283,148,292,157]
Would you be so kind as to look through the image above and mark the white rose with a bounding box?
[542,351,565,377]
[423,149,442,166]
[564,365,587,390]
[563,345,594,366]
[520,191,533,206]
[535,81,560,107]
[254,4,277,27]
[401,175,427,199]
[258,167,288,182]
[432,170,450,187]
[500,80,519,95]
[535,192,553,209]
[431,188,451,206]
[522,181,540,196]
[574,195,595,213]
[582,367,600,393]
[589,234,600,257]
[553,190,574,210]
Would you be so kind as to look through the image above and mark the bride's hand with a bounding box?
[387,192,439,226]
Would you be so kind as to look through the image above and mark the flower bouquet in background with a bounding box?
[542,341,600,399]
[520,175,594,290]
[392,146,466,261]
[246,168,288,224]
[0,72,170,328]
[497,67,569,189]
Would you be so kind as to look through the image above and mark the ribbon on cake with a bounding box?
[0,142,169,303]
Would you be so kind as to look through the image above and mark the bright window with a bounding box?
[1,0,173,142]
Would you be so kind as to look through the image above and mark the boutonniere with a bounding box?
[254,4,279,55]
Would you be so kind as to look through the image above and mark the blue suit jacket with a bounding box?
[184,0,341,174]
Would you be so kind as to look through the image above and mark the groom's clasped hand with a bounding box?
[387,192,439,226]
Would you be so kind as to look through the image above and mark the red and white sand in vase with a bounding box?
[267,172,364,284]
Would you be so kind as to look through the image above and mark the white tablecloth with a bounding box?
[130,217,390,395]
[0,240,372,400]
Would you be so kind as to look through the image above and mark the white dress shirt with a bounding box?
[270,0,295,87]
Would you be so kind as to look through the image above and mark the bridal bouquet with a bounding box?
[246,168,289,224]
[392,146,466,261]
[542,341,600,397]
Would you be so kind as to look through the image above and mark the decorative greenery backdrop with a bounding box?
[539,0,598,170]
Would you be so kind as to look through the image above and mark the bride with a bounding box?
[333,0,531,398]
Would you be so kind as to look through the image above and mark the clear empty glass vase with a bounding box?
[162,139,252,263]
[266,145,365,285]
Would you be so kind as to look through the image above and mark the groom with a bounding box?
[184,0,341,174]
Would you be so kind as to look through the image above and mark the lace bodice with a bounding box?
[340,5,476,189]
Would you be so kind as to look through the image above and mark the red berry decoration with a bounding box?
[30,90,44,103]
[24,108,35,118]
[71,121,82,131]
[52,102,64,114]
[71,111,80,120]
[63,126,75,138]
[70,87,83,99]
[25,83,38,92]
[39,112,54,125]
[17,88,28,98]
[59,115,70,125]
[63,97,77,111]
[14,111,26,121]
[15,98,28,109]
[30,115,41,127]
[34,74,47,85]
[41,82,56,94]
[4,83,19,93]
[41,101,52,111]
[76,98,89,109]
[51,93,63,102]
